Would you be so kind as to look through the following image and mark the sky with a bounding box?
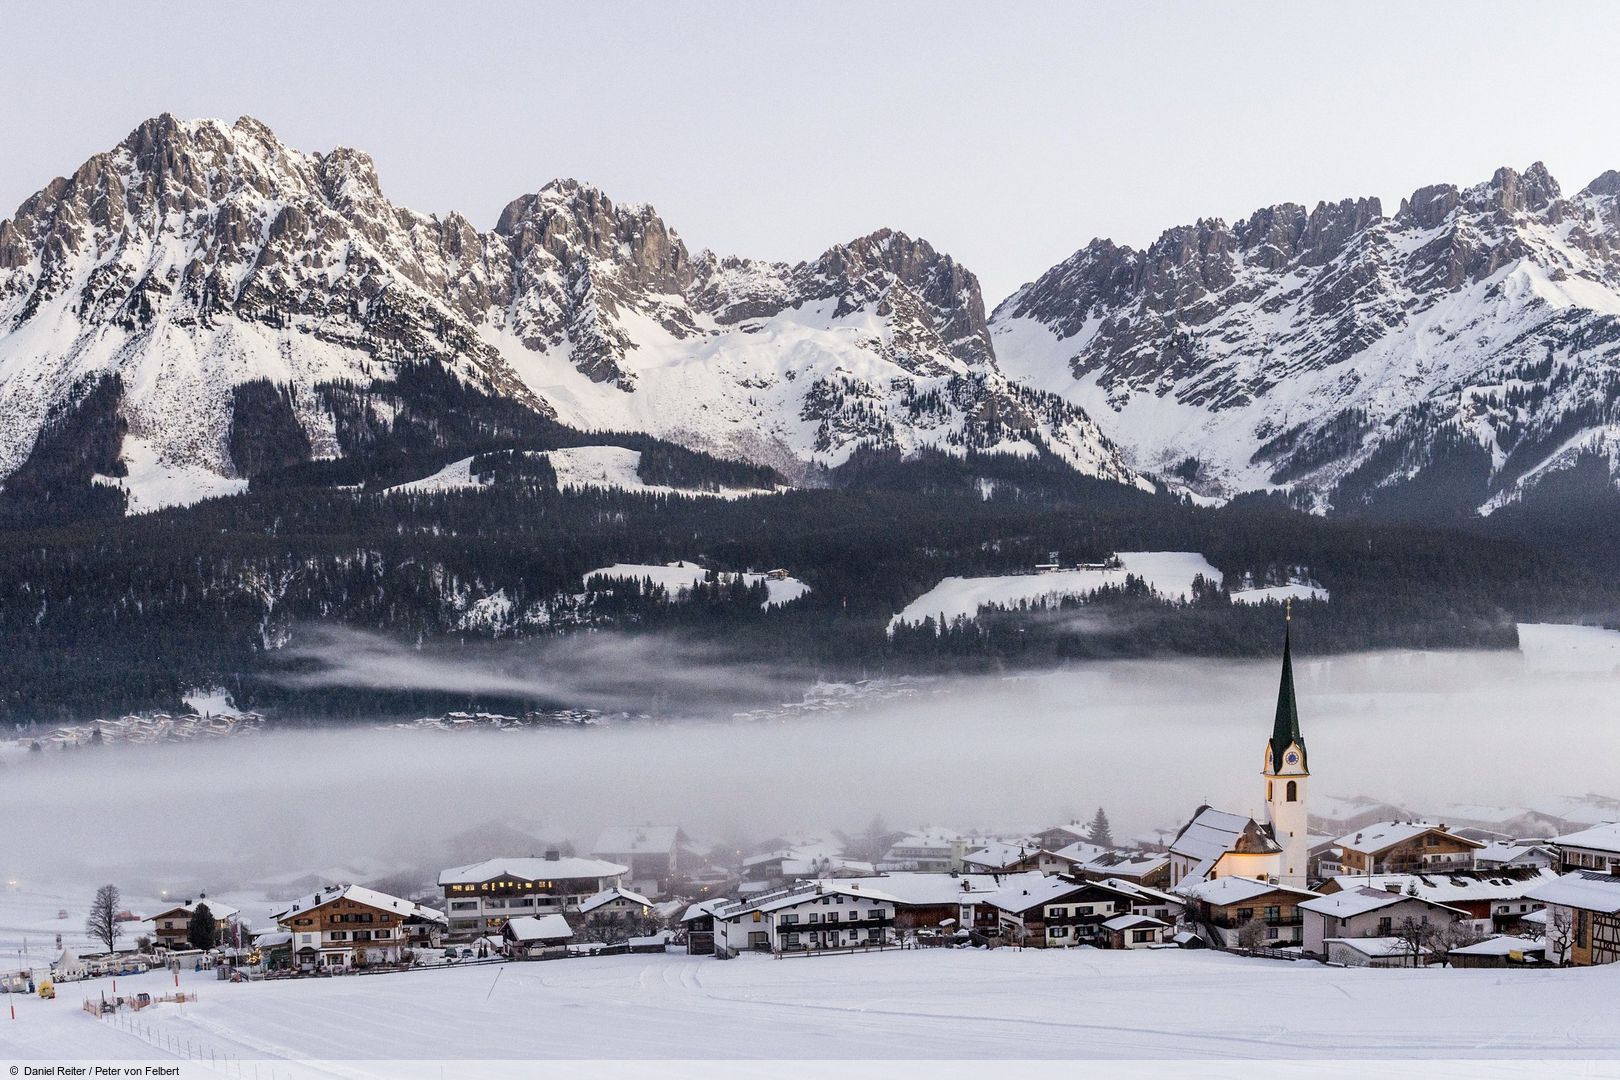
[5,1,1620,303]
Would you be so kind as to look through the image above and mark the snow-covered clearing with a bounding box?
[3,948,1617,1070]
[91,435,249,512]
[387,445,771,498]
[585,561,809,608]
[1230,583,1331,605]
[892,551,1222,627]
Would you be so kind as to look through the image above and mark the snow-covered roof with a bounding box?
[1527,870,1620,914]
[438,856,628,886]
[1300,887,1423,919]
[1174,876,1317,906]
[628,930,674,948]
[1334,821,1482,854]
[846,872,1042,907]
[984,876,1126,915]
[1051,840,1109,864]
[592,826,683,857]
[1321,868,1556,905]
[152,897,240,922]
[1102,913,1167,932]
[1476,841,1556,865]
[250,931,292,947]
[1552,821,1620,852]
[717,879,902,918]
[1324,936,1426,958]
[1079,849,1170,876]
[1169,807,1280,880]
[1450,935,1544,957]
[580,886,655,914]
[679,898,730,923]
[504,914,573,942]
[962,842,1038,869]
[272,884,445,925]
[1096,878,1183,908]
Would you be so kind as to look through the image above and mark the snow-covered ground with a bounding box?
[3,948,1617,1071]
[1518,622,1620,673]
[585,561,810,608]
[1230,583,1330,605]
[892,552,1222,627]
[91,435,249,512]
[387,445,771,498]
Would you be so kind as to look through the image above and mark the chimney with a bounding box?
[544,849,560,861]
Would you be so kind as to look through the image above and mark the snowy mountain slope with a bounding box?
[0,116,1144,510]
[992,163,1620,514]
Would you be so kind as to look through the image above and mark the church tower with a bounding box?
[1263,606,1310,888]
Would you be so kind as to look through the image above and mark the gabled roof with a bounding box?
[1096,878,1183,908]
[1450,934,1544,957]
[1333,821,1484,855]
[152,897,240,922]
[1267,623,1307,774]
[715,879,902,919]
[1079,849,1170,876]
[1102,913,1168,932]
[580,886,655,914]
[984,875,1133,915]
[504,914,573,942]
[1174,875,1317,906]
[1551,821,1620,853]
[592,826,684,857]
[272,884,444,925]
[962,842,1040,870]
[1527,870,1620,914]
[1321,868,1556,904]
[438,856,628,886]
[1300,886,1448,919]
[680,898,730,923]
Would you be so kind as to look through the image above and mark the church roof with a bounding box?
[1268,624,1306,774]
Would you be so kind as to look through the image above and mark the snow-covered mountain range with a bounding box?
[0,115,1143,506]
[992,163,1620,515]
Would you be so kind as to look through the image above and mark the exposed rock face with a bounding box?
[0,115,1143,502]
[992,163,1620,514]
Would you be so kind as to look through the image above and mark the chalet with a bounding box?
[438,853,628,940]
[1309,794,1416,836]
[1298,886,1468,958]
[741,845,871,887]
[502,914,574,959]
[591,826,689,896]
[1324,821,1482,876]
[1103,913,1169,949]
[273,884,446,971]
[878,831,992,873]
[680,898,728,955]
[579,886,657,941]
[961,842,1065,874]
[1167,807,1282,887]
[1527,870,1620,966]
[1174,876,1318,950]
[983,876,1137,948]
[1032,822,1094,850]
[1322,936,1428,968]
[1550,822,1620,875]
[1476,840,1558,870]
[712,881,897,956]
[839,871,1044,933]
[1449,935,1546,969]
[1097,878,1185,924]
[1316,868,1555,933]
[150,896,240,950]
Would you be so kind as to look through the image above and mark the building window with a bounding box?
[1286,781,1297,802]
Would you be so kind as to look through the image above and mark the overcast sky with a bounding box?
[5,1,1619,302]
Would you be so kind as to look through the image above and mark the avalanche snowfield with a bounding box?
[4,948,1619,1076]
[387,444,771,498]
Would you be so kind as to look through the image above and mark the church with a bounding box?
[1167,617,1311,889]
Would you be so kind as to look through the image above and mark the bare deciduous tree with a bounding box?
[85,884,122,954]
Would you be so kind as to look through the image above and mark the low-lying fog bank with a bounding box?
[3,625,1617,895]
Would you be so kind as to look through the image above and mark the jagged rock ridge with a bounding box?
[992,162,1620,515]
[0,115,1144,508]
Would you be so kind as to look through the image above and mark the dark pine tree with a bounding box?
[187,902,218,951]
[1086,807,1114,847]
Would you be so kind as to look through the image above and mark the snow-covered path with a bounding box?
[5,948,1619,1067]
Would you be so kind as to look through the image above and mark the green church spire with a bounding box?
[1268,607,1306,773]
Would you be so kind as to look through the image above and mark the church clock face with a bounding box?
[1285,751,1299,766]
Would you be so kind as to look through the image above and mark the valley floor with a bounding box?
[4,947,1619,1076]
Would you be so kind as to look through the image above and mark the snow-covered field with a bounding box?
[892,551,1219,627]
[4,948,1618,1072]
[388,445,771,498]
[585,561,810,608]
